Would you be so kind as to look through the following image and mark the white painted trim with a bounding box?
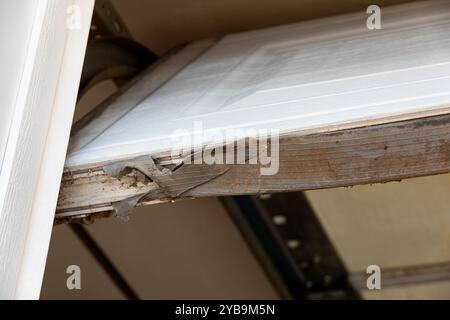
[0,0,94,299]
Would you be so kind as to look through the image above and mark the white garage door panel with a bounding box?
[67,0,450,169]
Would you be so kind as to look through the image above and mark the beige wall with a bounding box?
[42,199,277,299]
[306,173,450,299]
[112,0,411,55]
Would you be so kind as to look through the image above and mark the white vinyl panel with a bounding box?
[0,0,93,299]
[0,1,39,172]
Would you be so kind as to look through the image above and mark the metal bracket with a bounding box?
[92,0,132,39]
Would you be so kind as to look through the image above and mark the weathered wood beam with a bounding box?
[56,113,450,221]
